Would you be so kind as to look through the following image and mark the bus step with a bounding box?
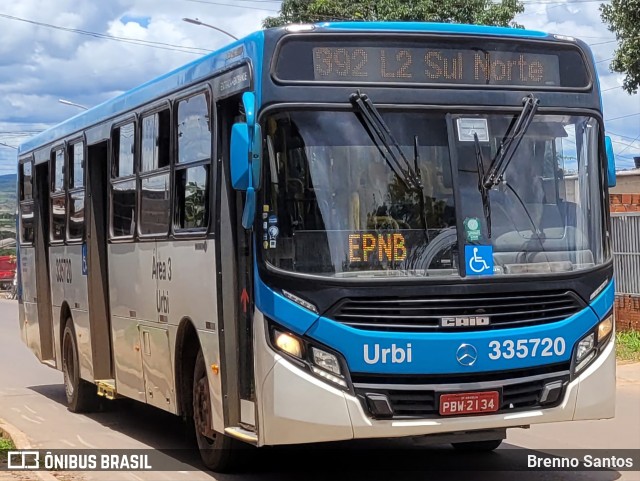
[224,427,258,444]
[41,359,57,369]
[96,380,117,400]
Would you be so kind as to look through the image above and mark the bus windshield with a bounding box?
[260,109,605,278]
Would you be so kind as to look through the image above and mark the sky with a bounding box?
[0,0,638,176]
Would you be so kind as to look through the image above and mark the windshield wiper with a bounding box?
[483,93,540,189]
[349,91,422,191]
[474,132,492,238]
[350,90,429,242]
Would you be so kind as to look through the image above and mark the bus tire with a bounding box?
[62,322,99,413]
[451,439,503,452]
[193,348,240,472]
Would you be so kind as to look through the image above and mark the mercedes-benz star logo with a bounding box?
[456,343,478,367]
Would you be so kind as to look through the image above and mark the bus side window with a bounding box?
[51,148,66,243]
[19,160,34,245]
[111,122,137,238]
[140,110,171,236]
[174,93,211,232]
[67,141,85,242]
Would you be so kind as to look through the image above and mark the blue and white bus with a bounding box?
[17,22,617,471]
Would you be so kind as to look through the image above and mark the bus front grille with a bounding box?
[328,290,584,331]
[354,372,570,419]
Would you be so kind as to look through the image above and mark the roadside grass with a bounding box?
[616,330,640,362]
[0,437,14,450]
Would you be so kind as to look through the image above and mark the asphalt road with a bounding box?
[0,299,638,481]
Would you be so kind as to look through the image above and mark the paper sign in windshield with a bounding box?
[457,118,489,142]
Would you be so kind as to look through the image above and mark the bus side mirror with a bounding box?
[230,92,262,229]
[605,135,616,188]
[230,123,258,229]
[231,123,250,191]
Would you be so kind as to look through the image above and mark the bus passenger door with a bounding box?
[31,161,54,362]
[217,95,256,433]
[85,141,113,381]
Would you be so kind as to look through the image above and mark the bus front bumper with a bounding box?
[256,325,615,446]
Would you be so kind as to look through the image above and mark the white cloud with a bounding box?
[0,0,274,172]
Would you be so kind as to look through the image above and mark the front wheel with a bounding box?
[62,321,100,413]
[193,349,242,472]
[451,439,503,452]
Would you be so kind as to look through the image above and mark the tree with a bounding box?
[601,0,640,94]
[263,0,524,29]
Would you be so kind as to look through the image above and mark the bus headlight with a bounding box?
[274,330,303,358]
[597,315,613,342]
[311,347,341,375]
[573,314,614,376]
[576,333,595,363]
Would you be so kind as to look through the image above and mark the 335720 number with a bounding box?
[488,337,566,360]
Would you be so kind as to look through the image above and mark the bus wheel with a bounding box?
[62,322,99,413]
[451,439,503,452]
[193,349,239,472]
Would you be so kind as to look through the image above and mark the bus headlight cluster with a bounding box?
[573,314,614,375]
[270,325,349,389]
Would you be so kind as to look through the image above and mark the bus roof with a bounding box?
[20,21,560,156]
[315,21,549,38]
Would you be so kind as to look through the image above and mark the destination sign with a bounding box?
[274,38,590,88]
[212,64,251,99]
[313,47,560,86]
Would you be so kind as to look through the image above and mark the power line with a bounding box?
[609,131,640,143]
[617,133,640,156]
[606,113,640,122]
[589,40,618,46]
[0,13,213,55]
[611,138,640,151]
[185,0,279,12]
[0,131,42,135]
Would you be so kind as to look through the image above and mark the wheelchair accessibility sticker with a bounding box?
[465,245,493,276]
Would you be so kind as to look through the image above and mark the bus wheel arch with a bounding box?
[193,346,242,472]
[175,318,242,472]
[175,317,199,420]
[61,312,99,413]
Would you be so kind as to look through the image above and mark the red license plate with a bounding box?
[439,391,500,416]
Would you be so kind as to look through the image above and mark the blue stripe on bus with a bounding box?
[317,21,549,38]
[255,271,319,334]
[305,303,603,375]
[255,268,615,375]
[589,279,615,320]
